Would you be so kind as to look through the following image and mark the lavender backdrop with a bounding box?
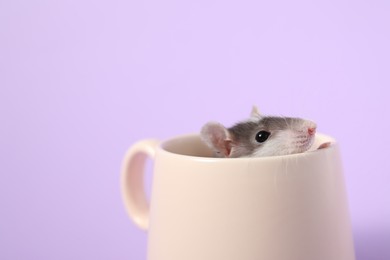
[1,0,389,259]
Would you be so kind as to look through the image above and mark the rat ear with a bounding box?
[250,105,262,119]
[200,122,232,157]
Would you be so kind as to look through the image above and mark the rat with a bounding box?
[201,106,329,158]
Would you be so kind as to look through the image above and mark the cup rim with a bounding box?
[156,133,337,161]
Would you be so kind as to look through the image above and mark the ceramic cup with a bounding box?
[121,133,355,260]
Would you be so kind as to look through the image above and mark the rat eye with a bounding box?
[255,131,270,143]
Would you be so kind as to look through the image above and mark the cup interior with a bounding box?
[161,133,335,158]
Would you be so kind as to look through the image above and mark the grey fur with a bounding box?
[227,117,306,157]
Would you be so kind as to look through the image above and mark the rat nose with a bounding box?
[308,127,316,136]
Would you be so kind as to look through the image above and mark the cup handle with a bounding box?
[121,139,160,230]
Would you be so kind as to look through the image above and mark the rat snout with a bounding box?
[308,126,316,136]
[306,121,317,136]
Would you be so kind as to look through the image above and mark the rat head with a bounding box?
[200,106,317,158]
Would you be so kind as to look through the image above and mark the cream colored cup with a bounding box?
[121,134,355,260]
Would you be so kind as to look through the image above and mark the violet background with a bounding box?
[1,0,389,259]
